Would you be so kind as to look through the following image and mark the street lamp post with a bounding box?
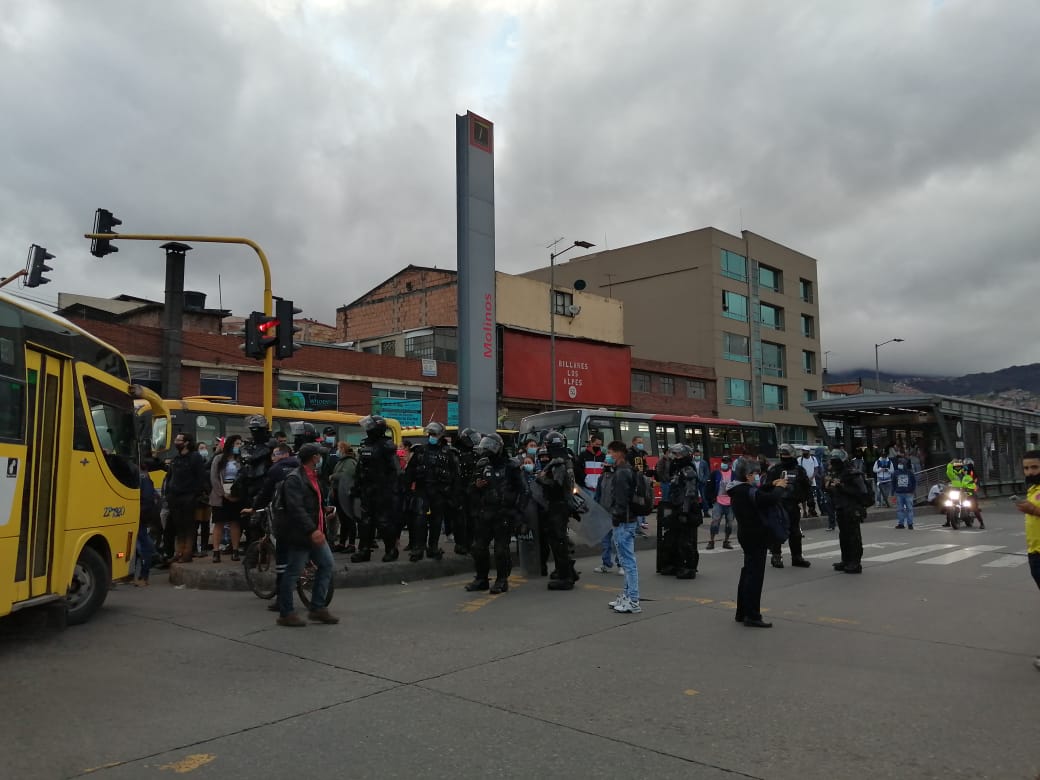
[548,238,594,410]
[874,338,904,392]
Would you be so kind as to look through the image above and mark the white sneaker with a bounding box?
[594,565,615,574]
[614,566,625,576]
[608,593,627,609]
[614,598,642,614]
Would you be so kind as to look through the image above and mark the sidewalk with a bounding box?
[167,503,945,592]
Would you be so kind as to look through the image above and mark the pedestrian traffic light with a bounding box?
[90,208,122,258]
[275,298,303,359]
[25,244,54,288]
[242,311,279,359]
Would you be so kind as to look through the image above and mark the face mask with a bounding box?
[527,447,538,456]
[428,436,439,446]
[232,446,240,455]
[604,454,616,466]
[523,463,535,473]
[325,436,335,445]
[198,449,208,458]
[752,473,762,486]
[636,443,645,452]
[693,455,702,461]
[721,463,730,471]
[315,457,323,470]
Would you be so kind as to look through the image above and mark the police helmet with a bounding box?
[478,433,504,456]
[425,421,446,438]
[667,443,691,459]
[544,431,567,451]
[537,446,549,459]
[323,426,337,437]
[246,414,269,430]
[830,449,848,462]
[457,427,481,450]
[360,415,387,435]
[952,458,965,470]
[964,457,974,468]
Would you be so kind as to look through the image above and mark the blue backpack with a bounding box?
[750,487,790,543]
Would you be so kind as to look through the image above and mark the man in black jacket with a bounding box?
[824,449,869,574]
[765,444,813,569]
[275,443,338,627]
[165,433,208,564]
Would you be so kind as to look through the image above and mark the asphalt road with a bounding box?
[2,504,1037,780]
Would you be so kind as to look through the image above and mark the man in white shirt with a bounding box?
[798,446,821,518]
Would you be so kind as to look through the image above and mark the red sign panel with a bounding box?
[502,329,631,407]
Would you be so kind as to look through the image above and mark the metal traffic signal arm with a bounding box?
[84,210,278,423]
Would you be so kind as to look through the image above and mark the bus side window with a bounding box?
[651,423,677,454]
[741,428,761,457]
[707,426,729,458]
[683,425,705,453]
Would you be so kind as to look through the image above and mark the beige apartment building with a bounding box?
[522,227,824,443]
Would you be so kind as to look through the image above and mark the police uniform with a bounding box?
[351,417,403,563]
[404,423,460,561]
[466,435,527,593]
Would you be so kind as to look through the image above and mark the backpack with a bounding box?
[848,470,874,509]
[269,474,291,534]
[750,487,790,543]
[630,473,654,514]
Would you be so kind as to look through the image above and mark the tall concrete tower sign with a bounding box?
[456,111,496,434]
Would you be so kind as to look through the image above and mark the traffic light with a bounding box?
[25,244,54,288]
[242,311,279,359]
[90,208,122,258]
[275,298,303,359]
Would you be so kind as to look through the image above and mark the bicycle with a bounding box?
[242,509,335,608]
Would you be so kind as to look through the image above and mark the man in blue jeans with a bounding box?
[892,457,917,529]
[274,443,338,626]
[597,441,640,614]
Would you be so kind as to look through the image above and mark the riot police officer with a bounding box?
[537,431,580,590]
[404,421,460,562]
[453,427,482,556]
[657,444,701,579]
[350,415,403,563]
[238,414,276,543]
[465,434,528,594]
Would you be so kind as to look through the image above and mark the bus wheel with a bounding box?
[66,546,110,625]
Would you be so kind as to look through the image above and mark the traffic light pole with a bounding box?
[82,232,275,422]
[0,270,27,289]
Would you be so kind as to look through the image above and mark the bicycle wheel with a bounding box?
[243,539,277,600]
[297,565,335,609]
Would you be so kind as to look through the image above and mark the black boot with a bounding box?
[409,548,424,562]
[490,578,509,594]
[454,544,469,556]
[770,553,784,569]
[426,546,444,561]
[382,547,399,563]
[351,549,372,563]
[465,578,489,592]
[791,558,811,568]
[547,578,574,590]
[832,561,847,571]
[675,568,696,580]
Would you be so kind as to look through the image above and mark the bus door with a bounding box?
[651,423,678,457]
[16,349,63,602]
[682,425,706,454]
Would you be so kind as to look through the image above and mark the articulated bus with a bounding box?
[141,397,403,462]
[518,408,778,471]
[1,291,167,625]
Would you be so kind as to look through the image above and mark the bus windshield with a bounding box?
[518,410,583,451]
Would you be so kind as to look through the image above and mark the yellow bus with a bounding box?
[1,291,167,625]
[143,397,402,461]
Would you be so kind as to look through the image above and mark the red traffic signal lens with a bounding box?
[258,318,280,334]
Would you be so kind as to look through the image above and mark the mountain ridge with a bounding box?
[824,364,1040,410]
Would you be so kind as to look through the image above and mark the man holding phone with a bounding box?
[765,444,813,569]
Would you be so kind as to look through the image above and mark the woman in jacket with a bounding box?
[728,457,789,628]
[209,434,244,562]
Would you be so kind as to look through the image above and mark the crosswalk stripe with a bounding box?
[982,554,1029,568]
[862,544,957,562]
[917,545,1006,565]
[799,540,842,551]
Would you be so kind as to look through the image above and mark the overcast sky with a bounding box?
[2,0,1037,377]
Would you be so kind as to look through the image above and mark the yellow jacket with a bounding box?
[1026,484,1040,555]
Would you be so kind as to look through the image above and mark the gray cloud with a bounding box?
[1,0,1036,377]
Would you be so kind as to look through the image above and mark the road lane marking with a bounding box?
[917,545,1006,565]
[799,540,842,551]
[817,616,859,625]
[159,754,216,773]
[982,553,1029,568]
[807,542,905,559]
[684,689,699,696]
[861,544,957,562]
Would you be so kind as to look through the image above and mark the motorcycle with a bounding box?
[943,488,975,529]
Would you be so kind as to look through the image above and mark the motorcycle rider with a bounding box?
[944,458,983,529]
[350,415,403,563]
[453,427,482,556]
[656,444,701,579]
[963,457,985,529]
[766,444,813,569]
[465,433,528,594]
[537,431,580,590]
[404,421,460,562]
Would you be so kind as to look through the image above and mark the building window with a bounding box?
[725,378,752,407]
[278,379,338,411]
[723,331,750,362]
[129,365,162,394]
[804,389,818,403]
[802,350,816,374]
[362,345,379,354]
[720,250,747,282]
[552,290,574,316]
[722,290,748,321]
[659,376,674,395]
[763,383,787,411]
[380,340,396,356]
[404,333,434,360]
[371,386,423,427]
[758,303,784,330]
[758,264,782,292]
[632,372,651,393]
[801,314,815,338]
[799,278,814,303]
[761,342,785,377]
[199,371,238,400]
[687,379,706,399]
